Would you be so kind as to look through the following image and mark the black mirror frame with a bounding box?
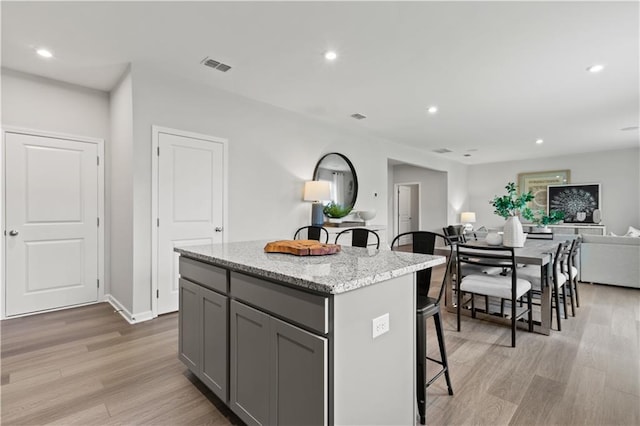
[312,152,359,211]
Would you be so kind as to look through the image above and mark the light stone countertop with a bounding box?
[175,240,445,295]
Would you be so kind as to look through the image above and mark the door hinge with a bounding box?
[157,218,160,227]
[97,156,100,166]
[157,147,160,156]
[156,289,159,298]
[97,279,100,288]
[97,217,100,227]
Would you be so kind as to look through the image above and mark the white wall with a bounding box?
[390,164,449,234]
[467,148,640,235]
[1,68,112,306]
[108,69,134,311]
[1,68,110,138]
[2,66,470,319]
[128,64,469,317]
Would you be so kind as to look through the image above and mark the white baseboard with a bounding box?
[106,295,155,324]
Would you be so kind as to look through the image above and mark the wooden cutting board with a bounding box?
[264,240,341,256]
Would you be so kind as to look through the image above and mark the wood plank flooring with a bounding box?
[2,275,639,425]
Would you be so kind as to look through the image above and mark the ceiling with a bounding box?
[2,1,638,164]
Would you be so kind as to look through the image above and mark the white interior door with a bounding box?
[397,185,412,245]
[5,132,98,316]
[157,132,224,314]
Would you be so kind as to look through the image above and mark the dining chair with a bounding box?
[564,236,582,315]
[514,241,570,330]
[443,225,466,245]
[390,231,453,425]
[293,225,329,243]
[456,244,533,347]
[334,228,380,248]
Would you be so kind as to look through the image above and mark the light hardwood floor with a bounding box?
[2,274,639,425]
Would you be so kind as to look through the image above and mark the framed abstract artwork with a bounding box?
[517,170,570,213]
[547,183,601,223]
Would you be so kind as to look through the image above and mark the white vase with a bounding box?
[503,216,525,247]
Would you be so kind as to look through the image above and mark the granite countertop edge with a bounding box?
[175,246,445,295]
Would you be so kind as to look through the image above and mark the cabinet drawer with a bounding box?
[230,272,328,335]
[179,257,228,294]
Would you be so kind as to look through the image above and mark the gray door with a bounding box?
[178,278,200,371]
[269,317,328,426]
[230,300,270,426]
[201,286,228,402]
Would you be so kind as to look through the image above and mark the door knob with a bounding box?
[215,227,223,232]
[8,230,19,236]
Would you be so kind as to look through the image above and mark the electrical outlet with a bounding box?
[372,313,390,339]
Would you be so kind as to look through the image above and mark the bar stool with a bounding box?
[390,231,453,425]
[293,225,329,243]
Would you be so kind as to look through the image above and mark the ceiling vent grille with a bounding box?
[202,57,232,72]
[433,148,453,154]
[350,113,367,120]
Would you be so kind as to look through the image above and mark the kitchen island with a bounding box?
[175,240,444,426]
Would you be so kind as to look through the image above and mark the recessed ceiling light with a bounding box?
[535,139,544,145]
[427,106,438,114]
[36,48,53,58]
[324,51,337,61]
[586,64,604,73]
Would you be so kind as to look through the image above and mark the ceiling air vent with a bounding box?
[432,148,453,154]
[201,57,232,72]
[350,113,367,120]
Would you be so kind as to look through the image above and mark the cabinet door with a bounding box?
[201,286,228,402]
[230,300,270,426]
[178,278,201,371]
[269,317,328,426]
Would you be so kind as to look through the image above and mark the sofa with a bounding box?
[580,235,640,288]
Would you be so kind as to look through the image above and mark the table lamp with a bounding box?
[461,211,476,232]
[304,181,331,226]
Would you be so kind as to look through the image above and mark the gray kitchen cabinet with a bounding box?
[229,299,328,426]
[269,316,327,426]
[178,259,229,403]
[229,300,271,426]
[201,285,228,401]
[178,278,200,371]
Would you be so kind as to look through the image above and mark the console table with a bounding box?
[523,224,606,236]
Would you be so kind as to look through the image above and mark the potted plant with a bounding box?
[323,202,352,223]
[489,182,535,247]
[532,210,565,232]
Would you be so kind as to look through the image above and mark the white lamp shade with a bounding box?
[461,212,476,223]
[304,181,331,202]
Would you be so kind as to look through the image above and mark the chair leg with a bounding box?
[511,295,516,348]
[527,292,533,332]
[471,294,476,319]
[457,288,462,332]
[553,280,561,332]
[433,310,454,395]
[574,276,580,308]
[416,314,426,425]
[568,278,576,317]
[561,284,568,320]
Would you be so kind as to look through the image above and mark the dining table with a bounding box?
[436,238,563,336]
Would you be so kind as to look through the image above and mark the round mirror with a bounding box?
[313,153,358,211]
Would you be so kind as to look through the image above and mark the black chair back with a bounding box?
[390,231,452,302]
[293,226,329,243]
[443,225,466,245]
[335,228,380,249]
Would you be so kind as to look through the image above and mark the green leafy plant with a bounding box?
[323,202,352,218]
[489,182,535,221]
[533,209,565,226]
